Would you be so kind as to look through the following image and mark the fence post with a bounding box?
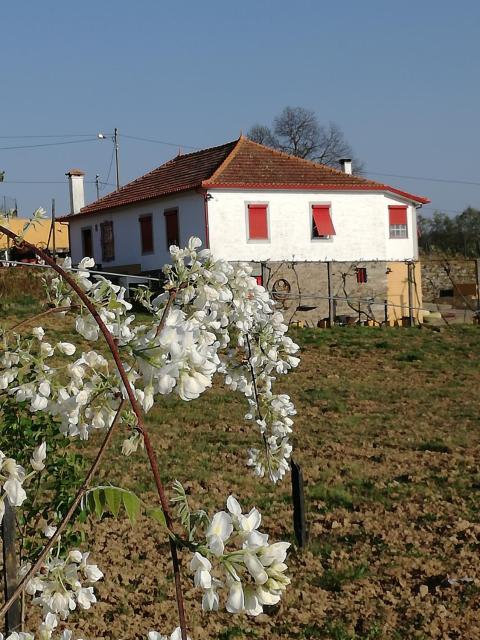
[475,259,480,313]
[326,262,334,327]
[384,299,389,326]
[291,459,307,548]
[407,261,415,326]
[2,501,22,634]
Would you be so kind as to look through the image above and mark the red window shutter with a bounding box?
[356,267,367,284]
[248,205,268,239]
[312,205,335,236]
[165,209,179,247]
[140,216,153,253]
[389,206,407,225]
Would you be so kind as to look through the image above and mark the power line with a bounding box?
[0,138,99,151]
[1,130,478,191]
[122,134,199,150]
[1,180,116,186]
[363,170,480,188]
[0,134,96,139]
[422,206,465,215]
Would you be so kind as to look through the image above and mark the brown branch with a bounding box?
[0,398,126,619]
[8,306,77,332]
[0,225,189,640]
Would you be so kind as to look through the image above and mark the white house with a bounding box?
[63,136,429,324]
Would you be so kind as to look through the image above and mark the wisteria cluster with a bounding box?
[21,548,103,619]
[185,495,290,615]
[1,238,299,482]
[0,232,299,638]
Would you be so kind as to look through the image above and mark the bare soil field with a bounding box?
[2,268,480,639]
[57,326,480,639]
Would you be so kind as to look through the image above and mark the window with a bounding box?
[139,215,154,254]
[312,204,335,239]
[356,267,367,284]
[247,204,269,240]
[100,221,115,262]
[81,227,92,258]
[164,209,179,248]
[389,206,408,238]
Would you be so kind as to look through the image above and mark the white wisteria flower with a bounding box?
[186,495,290,616]
[31,442,47,471]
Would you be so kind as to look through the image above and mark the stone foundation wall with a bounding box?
[257,261,389,326]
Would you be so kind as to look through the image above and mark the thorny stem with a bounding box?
[0,225,189,640]
[0,398,126,619]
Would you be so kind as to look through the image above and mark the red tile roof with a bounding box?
[66,136,429,219]
[203,138,429,203]
[71,140,237,217]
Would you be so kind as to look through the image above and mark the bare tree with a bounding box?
[247,106,363,172]
[247,124,279,148]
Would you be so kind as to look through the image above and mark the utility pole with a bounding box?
[95,174,100,200]
[51,198,56,262]
[97,128,120,190]
[114,128,120,190]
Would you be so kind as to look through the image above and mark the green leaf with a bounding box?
[104,487,123,518]
[147,507,167,529]
[93,488,106,518]
[122,491,141,524]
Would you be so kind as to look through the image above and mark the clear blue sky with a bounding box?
[2,0,479,218]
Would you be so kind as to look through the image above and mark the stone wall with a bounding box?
[421,258,478,303]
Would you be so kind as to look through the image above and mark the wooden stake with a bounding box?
[291,459,307,547]
[2,501,21,634]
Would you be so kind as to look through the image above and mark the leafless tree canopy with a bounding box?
[248,106,363,172]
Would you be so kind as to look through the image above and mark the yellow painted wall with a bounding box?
[386,261,423,324]
[0,218,69,251]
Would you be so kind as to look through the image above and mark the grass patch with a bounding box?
[417,439,452,453]
[313,563,369,592]
[308,483,355,511]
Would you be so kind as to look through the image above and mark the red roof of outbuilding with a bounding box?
[65,136,429,219]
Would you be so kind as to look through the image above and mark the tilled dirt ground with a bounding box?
[22,325,480,639]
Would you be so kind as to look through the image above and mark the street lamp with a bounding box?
[97,128,120,190]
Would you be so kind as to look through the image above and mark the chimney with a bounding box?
[66,169,85,215]
[339,158,352,175]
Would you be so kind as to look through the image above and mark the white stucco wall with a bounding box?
[68,191,205,269]
[207,189,420,262]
